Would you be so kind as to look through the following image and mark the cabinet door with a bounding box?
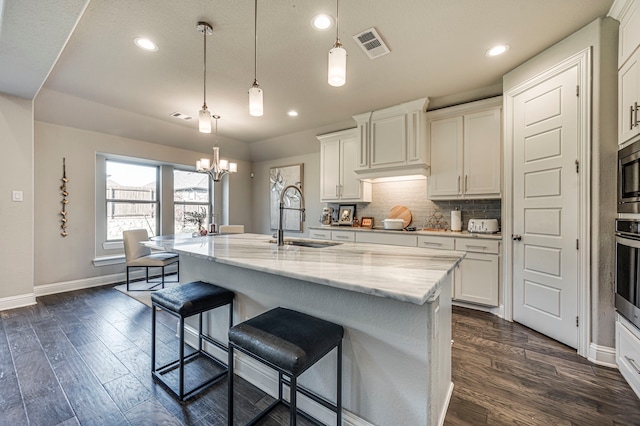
[428,116,463,198]
[454,252,499,306]
[618,0,640,69]
[619,51,640,146]
[370,113,407,168]
[463,108,502,197]
[320,139,341,201]
[340,136,362,200]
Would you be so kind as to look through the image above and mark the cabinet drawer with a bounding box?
[417,235,455,250]
[357,232,417,247]
[455,238,499,254]
[309,229,331,240]
[617,318,640,399]
[331,230,355,242]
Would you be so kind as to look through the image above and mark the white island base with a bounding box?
[151,235,458,425]
[182,258,452,425]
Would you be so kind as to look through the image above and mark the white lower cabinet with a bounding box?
[309,229,332,240]
[453,251,499,307]
[418,235,500,307]
[617,315,640,399]
[356,232,417,247]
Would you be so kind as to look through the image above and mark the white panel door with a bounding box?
[512,65,579,349]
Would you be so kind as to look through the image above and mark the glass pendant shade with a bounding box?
[199,107,212,133]
[328,44,347,87]
[249,83,264,116]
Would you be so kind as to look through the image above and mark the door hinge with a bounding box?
[576,316,579,327]
[576,85,580,97]
[575,159,579,173]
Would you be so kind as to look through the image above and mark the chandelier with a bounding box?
[196,115,237,182]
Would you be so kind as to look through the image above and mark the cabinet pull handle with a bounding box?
[632,105,635,130]
[457,176,461,194]
[466,245,488,250]
[635,102,639,128]
[465,175,468,192]
[422,241,442,246]
[335,235,349,239]
[626,356,640,374]
[336,185,339,197]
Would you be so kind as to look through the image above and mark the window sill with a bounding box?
[93,255,125,267]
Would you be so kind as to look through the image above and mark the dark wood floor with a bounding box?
[445,306,640,426]
[1,285,639,425]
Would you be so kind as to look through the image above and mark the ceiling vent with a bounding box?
[170,112,193,120]
[352,27,390,59]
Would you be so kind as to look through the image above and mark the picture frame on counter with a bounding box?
[338,204,356,226]
[361,217,374,228]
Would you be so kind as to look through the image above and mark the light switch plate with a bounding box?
[12,190,23,202]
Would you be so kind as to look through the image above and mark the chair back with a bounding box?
[219,225,245,234]
[123,229,152,264]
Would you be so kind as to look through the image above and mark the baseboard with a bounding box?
[588,342,617,368]
[0,292,36,311]
[439,382,454,426]
[34,266,178,297]
[183,326,373,426]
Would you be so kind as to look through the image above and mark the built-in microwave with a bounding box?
[619,139,640,213]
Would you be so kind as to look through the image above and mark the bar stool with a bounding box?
[151,280,234,401]
[228,307,343,425]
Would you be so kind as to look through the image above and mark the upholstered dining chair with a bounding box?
[123,229,179,291]
[218,225,244,234]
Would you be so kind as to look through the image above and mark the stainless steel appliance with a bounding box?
[618,139,640,213]
[616,219,640,330]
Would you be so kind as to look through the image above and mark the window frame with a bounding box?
[104,159,160,242]
[172,168,213,234]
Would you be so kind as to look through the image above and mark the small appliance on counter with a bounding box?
[383,219,405,230]
[320,207,334,225]
[467,219,499,234]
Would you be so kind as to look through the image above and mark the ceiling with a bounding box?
[1,0,614,161]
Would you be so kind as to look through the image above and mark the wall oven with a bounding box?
[619,139,640,213]
[616,219,640,330]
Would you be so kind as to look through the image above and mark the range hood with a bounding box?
[352,97,430,181]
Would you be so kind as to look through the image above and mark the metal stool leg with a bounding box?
[228,344,234,426]
[290,376,297,426]
[151,305,156,372]
[337,341,342,425]
[179,316,185,399]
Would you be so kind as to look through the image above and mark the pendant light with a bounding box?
[248,0,264,116]
[197,22,213,133]
[328,0,346,87]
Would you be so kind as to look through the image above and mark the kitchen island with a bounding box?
[148,233,464,425]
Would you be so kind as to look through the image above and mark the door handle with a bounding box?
[512,234,522,241]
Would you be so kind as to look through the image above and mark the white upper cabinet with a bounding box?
[612,0,640,146]
[427,97,503,199]
[318,128,372,202]
[619,51,640,145]
[353,98,430,180]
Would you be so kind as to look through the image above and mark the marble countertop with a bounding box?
[309,225,502,240]
[146,233,465,305]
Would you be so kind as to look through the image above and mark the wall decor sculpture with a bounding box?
[60,157,69,237]
[269,163,303,232]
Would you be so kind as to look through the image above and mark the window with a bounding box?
[174,169,211,234]
[106,161,158,240]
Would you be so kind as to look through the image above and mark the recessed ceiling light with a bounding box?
[134,37,159,52]
[486,44,509,57]
[288,110,299,117]
[311,14,334,31]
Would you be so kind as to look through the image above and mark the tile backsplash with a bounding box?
[327,178,501,231]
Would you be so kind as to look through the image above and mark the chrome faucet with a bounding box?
[277,185,305,246]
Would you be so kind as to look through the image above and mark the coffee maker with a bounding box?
[320,207,334,225]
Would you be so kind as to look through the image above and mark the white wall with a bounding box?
[33,121,252,288]
[251,152,321,237]
[0,94,34,306]
[503,17,619,348]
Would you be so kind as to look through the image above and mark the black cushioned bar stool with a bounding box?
[151,280,234,401]
[228,307,344,425]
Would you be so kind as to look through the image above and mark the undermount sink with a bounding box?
[268,239,342,248]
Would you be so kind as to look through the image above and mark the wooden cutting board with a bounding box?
[387,205,412,228]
